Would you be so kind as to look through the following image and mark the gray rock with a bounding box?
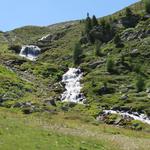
[130,49,140,57]
[120,94,128,100]
[146,88,150,93]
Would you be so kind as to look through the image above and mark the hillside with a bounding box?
[0,1,150,149]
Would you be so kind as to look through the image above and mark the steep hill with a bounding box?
[0,1,150,148]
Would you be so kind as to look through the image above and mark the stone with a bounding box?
[120,94,128,100]
[130,49,140,57]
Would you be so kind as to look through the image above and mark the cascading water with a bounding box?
[61,68,86,103]
[103,110,150,125]
[19,45,41,61]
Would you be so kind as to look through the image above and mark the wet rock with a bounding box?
[19,45,41,61]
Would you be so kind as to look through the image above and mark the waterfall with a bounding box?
[19,45,41,61]
[103,110,150,125]
[61,68,86,103]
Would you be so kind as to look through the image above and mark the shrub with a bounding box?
[106,58,115,73]
[125,8,133,17]
[73,42,83,65]
[136,77,145,92]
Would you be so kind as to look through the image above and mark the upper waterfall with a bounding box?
[19,45,41,61]
[61,68,86,103]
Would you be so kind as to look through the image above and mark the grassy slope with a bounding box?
[0,1,149,115]
[0,108,150,150]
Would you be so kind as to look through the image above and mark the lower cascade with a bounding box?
[61,68,86,103]
[19,45,41,61]
[103,110,150,125]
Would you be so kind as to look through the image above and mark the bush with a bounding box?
[136,77,145,92]
[8,44,22,53]
[106,58,115,73]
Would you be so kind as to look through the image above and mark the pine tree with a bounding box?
[95,40,102,56]
[85,13,92,34]
[92,15,99,27]
[73,42,83,65]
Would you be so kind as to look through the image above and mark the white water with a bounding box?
[19,45,41,61]
[103,110,150,125]
[61,68,85,103]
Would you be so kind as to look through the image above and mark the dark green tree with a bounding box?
[92,15,99,26]
[73,42,83,65]
[114,34,123,48]
[95,40,102,56]
[106,58,115,73]
[85,13,92,34]
[144,0,150,13]
[136,77,145,92]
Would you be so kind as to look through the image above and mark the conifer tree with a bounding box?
[73,42,83,65]
[95,40,102,56]
[85,13,92,34]
[92,15,99,26]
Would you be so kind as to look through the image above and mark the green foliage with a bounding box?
[106,58,115,73]
[85,13,92,34]
[73,42,83,65]
[114,34,123,48]
[143,0,150,13]
[95,40,102,56]
[92,15,99,26]
[136,77,145,92]
[125,7,133,17]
